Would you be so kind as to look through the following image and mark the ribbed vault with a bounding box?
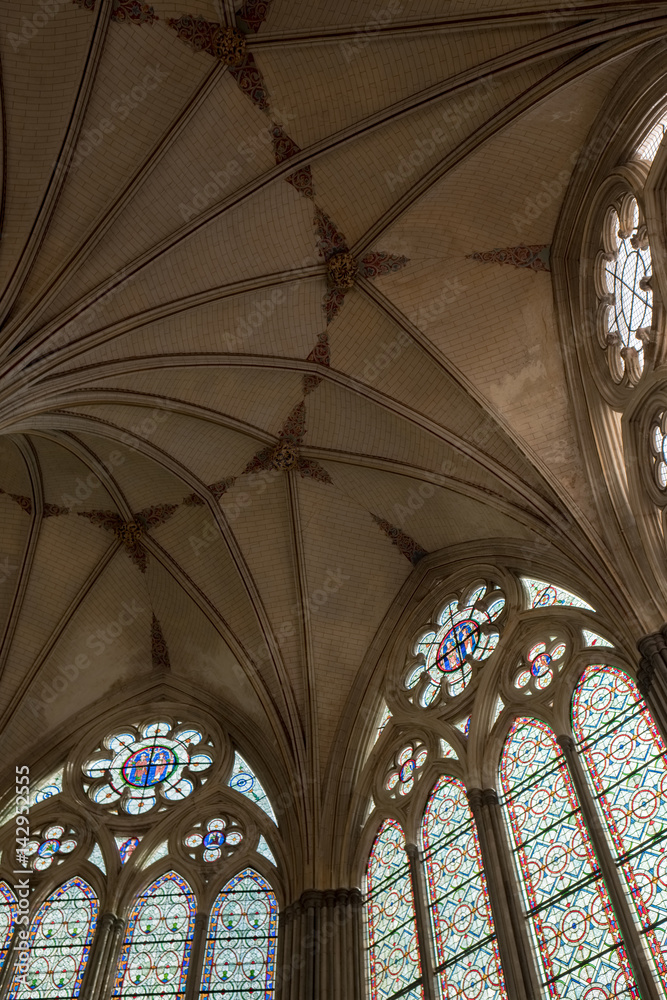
[1,0,666,892]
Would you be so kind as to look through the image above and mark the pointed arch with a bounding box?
[499,718,636,999]
[572,665,667,985]
[421,776,506,1000]
[365,819,422,1000]
[7,877,98,1000]
[112,870,196,999]
[0,882,18,971]
[201,868,278,1000]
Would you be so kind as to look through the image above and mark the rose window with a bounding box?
[184,817,243,863]
[650,412,667,490]
[83,721,213,815]
[22,825,77,872]
[597,198,652,384]
[406,584,504,706]
[385,743,428,798]
[514,639,566,695]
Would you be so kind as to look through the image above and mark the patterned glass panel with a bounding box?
[422,777,506,1000]
[201,869,277,1000]
[0,882,18,970]
[573,665,667,993]
[365,819,423,1000]
[113,871,195,999]
[521,578,593,611]
[7,878,97,1000]
[229,754,276,824]
[500,718,637,1000]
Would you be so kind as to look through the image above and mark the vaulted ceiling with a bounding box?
[1,0,665,886]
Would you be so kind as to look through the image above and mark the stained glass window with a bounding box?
[637,112,667,161]
[500,718,636,999]
[407,584,504,707]
[513,639,567,695]
[650,412,667,490]
[184,817,244,863]
[200,869,277,1000]
[600,200,652,382]
[141,841,169,869]
[365,819,423,1000]
[422,776,506,1000]
[0,882,18,970]
[385,743,428,798]
[573,665,667,992]
[84,722,212,814]
[256,836,276,866]
[376,704,392,743]
[116,837,141,864]
[7,877,98,1000]
[521,578,593,611]
[113,872,195,999]
[582,630,613,649]
[23,825,77,871]
[229,753,276,824]
[440,740,457,760]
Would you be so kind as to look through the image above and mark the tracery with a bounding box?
[0,714,280,1000]
[362,563,667,1000]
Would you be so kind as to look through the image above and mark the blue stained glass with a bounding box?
[7,877,98,1000]
[422,777,506,1000]
[0,883,18,972]
[201,869,277,1000]
[573,665,667,993]
[521,578,593,611]
[365,819,423,1000]
[500,718,637,999]
[113,871,195,998]
[410,586,503,705]
[229,754,276,824]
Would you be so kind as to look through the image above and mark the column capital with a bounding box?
[556,734,575,753]
[466,787,483,812]
[482,788,499,807]
[636,625,667,696]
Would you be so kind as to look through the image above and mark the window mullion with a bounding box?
[97,916,125,1000]
[405,842,436,1000]
[0,925,21,1000]
[556,734,661,1000]
[467,788,540,1000]
[184,909,210,1000]
[81,911,116,1000]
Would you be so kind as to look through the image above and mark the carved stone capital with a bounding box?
[637,624,667,696]
[556,734,575,753]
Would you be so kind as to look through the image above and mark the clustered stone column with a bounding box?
[277,888,364,1000]
[637,625,667,740]
[468,789,540,1000]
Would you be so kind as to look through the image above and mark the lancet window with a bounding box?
[0,711,280,1000]
[362,564,667,1000]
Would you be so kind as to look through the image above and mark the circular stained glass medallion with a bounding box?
[83,722,213,814]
